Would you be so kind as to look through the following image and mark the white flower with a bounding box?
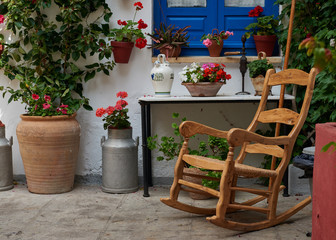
[190,62,199,69]
[330,39,335,48]
[190,73,198,83]
[178,71,187,82]
[182,66,189,71]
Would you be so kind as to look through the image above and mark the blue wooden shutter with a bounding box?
[153,0,279,56]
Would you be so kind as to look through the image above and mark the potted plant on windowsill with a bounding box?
[179,62,231,97]
[247,52,274,95]
[109,1,148,63]
[96,91,139,194]
[147,23,190,58]
[245,5,279,56]
[201,29,234,57]
[0,0,114,194]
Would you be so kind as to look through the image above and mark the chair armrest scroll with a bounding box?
[227,128,291,147]
[179,121,228,139]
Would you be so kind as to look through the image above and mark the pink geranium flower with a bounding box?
[32,94,39,100]
[44,95,51,102]
[202,39,212,47]
[43,103,51,109]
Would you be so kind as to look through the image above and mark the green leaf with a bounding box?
[62,89,70,97]
[83,104,93,111]
[72,51,80,61]
[84,71,95,82]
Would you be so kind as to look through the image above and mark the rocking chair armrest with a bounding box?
[227,128,291,147]
[179,121,228,139]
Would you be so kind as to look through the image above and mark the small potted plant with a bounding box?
[200,29,234,57]
[96,91,139,194]
[109,1,148,63]
[147,23,190,58]
[245,5,279,56]
[247,52,274,95]
[179,62,231,97]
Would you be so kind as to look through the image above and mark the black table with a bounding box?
[138,94,294,197]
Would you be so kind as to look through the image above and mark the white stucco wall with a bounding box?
[0,0,282,183]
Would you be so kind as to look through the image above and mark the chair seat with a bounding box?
[235,163,277,178]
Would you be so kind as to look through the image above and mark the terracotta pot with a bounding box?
[159,45,181,58]
[182,82,225,97]
[16,114,80,194]
[207,39,223,57]
[253,35,277,57]
[183,168,212,200]
[111,41,134,63]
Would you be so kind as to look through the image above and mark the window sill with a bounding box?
[151,56,282,64]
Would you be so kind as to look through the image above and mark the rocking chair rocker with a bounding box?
[160,67,318,231]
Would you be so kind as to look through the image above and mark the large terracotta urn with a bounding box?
[16,114,80,194]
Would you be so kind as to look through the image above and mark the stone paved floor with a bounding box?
[0,184,312,240]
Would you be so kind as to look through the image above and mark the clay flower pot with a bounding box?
[207,39,223,57]
[111,41,134,63]
[253,35,277,57]
[182,82,225,97]
[159,45,181,58]
[16,114,80,194]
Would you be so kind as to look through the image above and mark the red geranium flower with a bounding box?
[134,2,143,10]
[44,95,51,102]
[106,106,115,115]
[117,20,127,26]
[96,107,106,117]
[116,99,128,107]
[114,104,123,111]
[135,38,147,49]
[32,94,39,100]
[0,15,5,24]
[137,19,148,29]
[116,91,128,98]
[43,103,51,110]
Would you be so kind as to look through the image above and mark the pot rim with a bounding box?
[20,113,77,121]
[181,82,225,85]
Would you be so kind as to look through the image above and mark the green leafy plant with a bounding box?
[245,5,279,38]
[0,0,114,116]
[147,112,229,190]
[276,0,336,157]
[247,59,274,78]
[109,1,147,49]
[96,91,130,130]
[147,23,190,50]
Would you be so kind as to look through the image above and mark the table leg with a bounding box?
[141,103,152,197]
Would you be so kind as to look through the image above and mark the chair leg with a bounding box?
[207,148,235,223]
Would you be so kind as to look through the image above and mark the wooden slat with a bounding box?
[183,171,220,181]
[268,69,309,86]
[235,163,277,178]
[182,154,225,171]
[230,187,271,197]
[245,143,284,158]
[228,203,270,213]
[178,179,220,197]
[180,186,216,198]
[258,108,299,125]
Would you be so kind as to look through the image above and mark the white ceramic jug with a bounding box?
[150,54,174,97]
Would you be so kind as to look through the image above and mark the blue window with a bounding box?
[153,0,279,56]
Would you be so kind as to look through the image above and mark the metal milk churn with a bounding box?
[101,128,139,193]
[150,54,174,97]
[0,125,13,191]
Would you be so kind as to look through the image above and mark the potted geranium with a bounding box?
[179,62,231,97]
[247,52,274,95]
[245,5,279,56]
[109,1,148,63]
[0,1,114,194]
[147,23,190,58]
[96,91,139,193]
[200,29,234,57]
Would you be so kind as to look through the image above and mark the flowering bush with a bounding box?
[96,91,131,129]
[109,2,148,49]
[201,30,233,47]
[179,62,231,83]
[0,0,115,116]
[245,5,279,38]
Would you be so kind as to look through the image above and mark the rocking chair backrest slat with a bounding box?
[258,108,299,125]
[268,69,310,86]
[245,143,284,158]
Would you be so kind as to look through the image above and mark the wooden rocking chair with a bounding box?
[161,67,318,231]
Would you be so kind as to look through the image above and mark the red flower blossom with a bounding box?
[248,5,263,17]
[61,109,68,114]
[31,0,37,3]
[117,20,127,26]
[32,94,39,100]
[43,103,51,110]
[116,99,128,107]
[226,74,232,80]
[44,95,51,102]
[116,91,128,98]
[60,104,68,108]
[134,2,143,10]
[135,38,147,49]
[106,106,115,115]
[96,107,106,117]
[0,15,5,24]
[115,104,123,111]
[137,19,148,29]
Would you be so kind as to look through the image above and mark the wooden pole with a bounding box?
[270,0,296,181]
